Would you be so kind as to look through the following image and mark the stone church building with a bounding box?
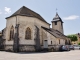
[0,6,71,52]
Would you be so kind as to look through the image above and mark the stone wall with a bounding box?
[19,45,35,52]
[41,28,56,45]
[5,15,50,45]
[60,39,65,45]
[18,16,50,45]
[5,45,13,51]
[5,45,35,52]
[52,21,63,34]
[6,16,16,40]
[5,15,50,51]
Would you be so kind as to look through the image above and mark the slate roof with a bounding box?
[6,6,50,25]
[41,26,67,39]
[52,12,63,23]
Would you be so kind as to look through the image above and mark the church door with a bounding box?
[43,40,48,48]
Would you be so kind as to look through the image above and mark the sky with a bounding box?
[0,0,80,35]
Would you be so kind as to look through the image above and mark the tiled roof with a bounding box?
[6,6,50,25]
[41,26,67,39]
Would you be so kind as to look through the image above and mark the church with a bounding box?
[0,6,71,52]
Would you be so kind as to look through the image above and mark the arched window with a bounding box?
[25,27,31,39]
[51,41,52,44]
[10,26,14,40]
[65,40,67,45]
[59,40,60,44]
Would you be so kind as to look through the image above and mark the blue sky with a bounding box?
[0,0,80,35]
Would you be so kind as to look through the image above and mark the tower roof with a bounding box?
[6,6,50,25]
[52,12,63,23]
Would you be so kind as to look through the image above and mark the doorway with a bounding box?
[43,40,48,48]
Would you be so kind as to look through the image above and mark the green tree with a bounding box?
[78,42,80,45]
[67,34,78,42]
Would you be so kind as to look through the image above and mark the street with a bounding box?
[0,50,80,60]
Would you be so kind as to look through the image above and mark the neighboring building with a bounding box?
[1,6,70,52]
[76,33,80,43]
[72,33,80,45]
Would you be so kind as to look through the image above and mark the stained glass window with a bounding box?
[25,27,31,39]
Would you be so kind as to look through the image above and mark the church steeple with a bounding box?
[52,12,64,34]
[52,12,63,23]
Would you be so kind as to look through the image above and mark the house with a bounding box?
[72,33,80,45]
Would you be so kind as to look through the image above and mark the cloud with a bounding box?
[4,7,11,14]
[63,15,79,20]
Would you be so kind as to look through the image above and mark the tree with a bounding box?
[67,34,78,42]
[78,42,80,45]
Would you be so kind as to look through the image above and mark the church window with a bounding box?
[59,40,60,44]
[25,27,31,39]
[55,21,57,25]
[10,26,14,40]
[51,41,52,44]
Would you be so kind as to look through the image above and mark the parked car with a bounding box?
[59,45,70,51]
[69,45,74,50]
[73,45,80,50]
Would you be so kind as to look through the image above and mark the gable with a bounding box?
[6,6,50,25]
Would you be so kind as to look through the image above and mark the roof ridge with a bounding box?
[19,6,25,14]
[6,6,50,25]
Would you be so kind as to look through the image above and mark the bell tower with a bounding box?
[52,12,64,34]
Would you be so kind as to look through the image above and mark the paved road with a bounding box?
[0,50,80,60]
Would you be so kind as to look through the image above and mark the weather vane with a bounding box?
[56,8,58,12]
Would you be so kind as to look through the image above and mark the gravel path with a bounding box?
[0,50,80,60]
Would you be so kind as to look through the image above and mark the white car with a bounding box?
[74,45,80,50]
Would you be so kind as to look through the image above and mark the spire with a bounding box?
[52,12,63,23]
[56,8,58,13]
[55,8,59,18]
[53,12,60,20]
